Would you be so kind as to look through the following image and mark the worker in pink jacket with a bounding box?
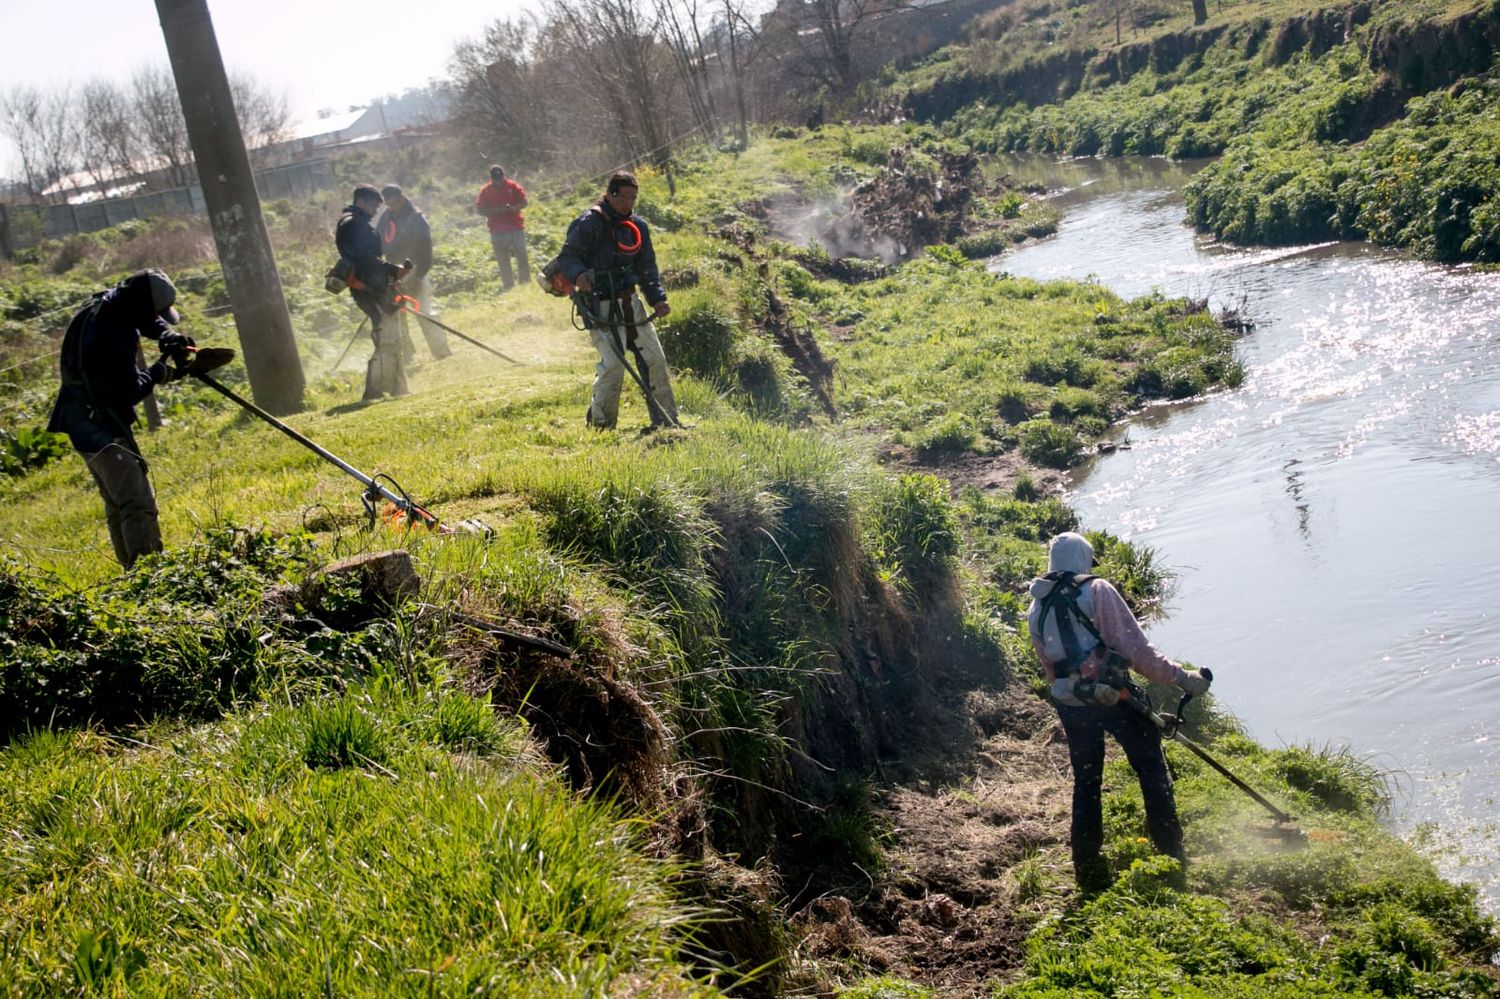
[1027,531,1210,889]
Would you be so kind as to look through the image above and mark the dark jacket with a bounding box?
[47,274,172,454]
[378,202,432,280]
[335,203,398,291]
[556,200,666,306]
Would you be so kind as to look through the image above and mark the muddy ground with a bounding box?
[789,683,1073,995]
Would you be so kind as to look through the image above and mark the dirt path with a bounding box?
[792,686,1076,995]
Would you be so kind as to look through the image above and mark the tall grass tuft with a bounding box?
[0,696,711,993]
[302,697,386,769]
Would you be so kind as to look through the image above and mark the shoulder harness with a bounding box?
[1036,570,1108,677]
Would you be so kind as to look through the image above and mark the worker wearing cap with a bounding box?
[378,183,449,361]
[46,268,195,569]
[335,184,408,400]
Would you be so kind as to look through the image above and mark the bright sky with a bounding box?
[1,0,546,173]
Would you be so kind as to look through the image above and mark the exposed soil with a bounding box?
[790,685,1074,996]
[874,438,1072,498]
[760,269,840,419]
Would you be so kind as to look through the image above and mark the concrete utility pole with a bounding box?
[155,0,305,414]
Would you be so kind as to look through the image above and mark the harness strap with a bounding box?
[1038,571,1107,676]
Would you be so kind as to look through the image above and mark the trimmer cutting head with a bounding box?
[1255,818,1308,845]
[183,346,235,375]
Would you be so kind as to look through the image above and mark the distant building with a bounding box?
[264,85,455,166]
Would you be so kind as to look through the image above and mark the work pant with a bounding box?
[354,289,408,400]
[82,440,161,570]
[395,276,450,361]
[586,292,679,429]
[489,230,530,290]
[1056,701,1183,880]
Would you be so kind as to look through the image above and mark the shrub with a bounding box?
[1018,420,1084,468]
[658,297,738,385]
[427,692,504,755]
[1023,352,1100,387]
[956,231,1006,259]
[914,411,978,454]
[1,427,68,477]
[1271,743,1388,815]
[994,381,1041,424]
[867,473,960,587]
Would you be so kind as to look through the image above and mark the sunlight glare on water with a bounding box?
[995,156,1500,913]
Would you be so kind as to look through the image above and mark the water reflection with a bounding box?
[995,155,1500,913]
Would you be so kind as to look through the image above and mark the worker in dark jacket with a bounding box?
[378,184,449,361]
[552,171,679,430]
[335,184,407,400]
[46,268,194,569]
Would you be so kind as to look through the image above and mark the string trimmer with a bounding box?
[1122,668,1303,839]
[394,298,522,365]
[183,347,491,536]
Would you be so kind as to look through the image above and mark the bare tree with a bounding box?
[450,16,554,170]
[131,65,193,188]
[229,72,292,164]
[79,79,140,193]
[655,0,720,143]
[0,85,83,203]
[548,0,675,168]
[717,0,768,148]
[1190,0,1208,25]
[763,0,906,95]
[0,86,51,202]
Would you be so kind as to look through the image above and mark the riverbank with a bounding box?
[895,0,1500,262]
[998,151,1500,921]
[2,131,1496,994]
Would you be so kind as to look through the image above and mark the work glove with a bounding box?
[148,359,184,385]
[1177,669,1211,697]
[158,331,195,363]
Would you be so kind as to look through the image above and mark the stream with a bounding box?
[994,155,1500,913]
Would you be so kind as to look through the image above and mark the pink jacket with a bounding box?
[1026,575,1181,686]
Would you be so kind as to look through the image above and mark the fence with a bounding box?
[0,158,337,258]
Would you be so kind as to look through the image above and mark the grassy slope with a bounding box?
[895,0,1500,261]
[1,130,1496,995]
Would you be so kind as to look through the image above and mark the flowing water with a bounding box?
[994,156,1500,912]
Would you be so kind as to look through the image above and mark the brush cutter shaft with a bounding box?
[405,309,521,365]
[1170,731,1295,825]
[332,317,369,373]
[1122,678,1295,827]
[191,371,438,529]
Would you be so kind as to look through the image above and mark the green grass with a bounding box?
[0,700,709,995]
[817,252,1241,457]
[907,0,1500,260]
[1,128,1495,994]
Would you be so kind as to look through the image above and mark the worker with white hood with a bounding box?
[1027,531,1211,890]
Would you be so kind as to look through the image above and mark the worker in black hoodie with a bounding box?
[335,184,408,400]
[378,183,449,361]
[46,268,194,569]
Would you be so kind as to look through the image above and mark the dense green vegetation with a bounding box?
[1,123,1495,994]
[898,0,1500,260]
[997,726,1499,998]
